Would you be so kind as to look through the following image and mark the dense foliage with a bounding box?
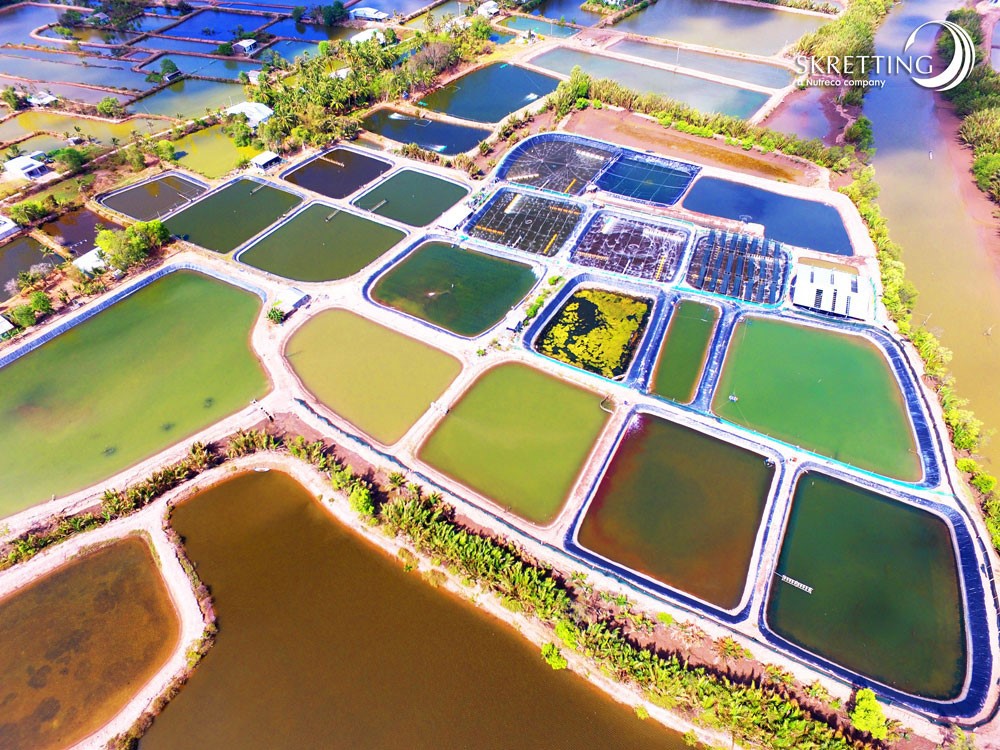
[95,220,169,271]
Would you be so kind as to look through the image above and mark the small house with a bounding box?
[234,38,258,56]
[0,315,13,337]
[89,11,110,24]
[4,154,48,181]
[348,6,390,21]
[478,1,500,16]
[73,247,107,275]
[27,92,57,107]
[224,101,273,130]
[250,151,281,172]
[0,215,18,242]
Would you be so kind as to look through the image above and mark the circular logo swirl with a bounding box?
[904,20,976,92]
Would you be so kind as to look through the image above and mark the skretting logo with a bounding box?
[793,19,976,92]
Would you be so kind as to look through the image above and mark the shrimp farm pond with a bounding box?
[0,271,268,516]
[238,205,405,282]
[138,471,689,750]
[370,241,537,336]
[285,309,461,445]
[0,538,179,750]
[419,362,609,524]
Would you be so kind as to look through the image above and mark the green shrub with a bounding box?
[541,643,568,670]
[849,688,888,740]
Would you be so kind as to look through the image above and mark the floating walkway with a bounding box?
[776,572,813,594]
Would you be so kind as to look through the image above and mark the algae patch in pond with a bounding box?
[537,288,651,379]
[0,538,179,750]
[0,271,268,516]
[286,309,461,444]
[419,362,608,524]
[370,241,536,336]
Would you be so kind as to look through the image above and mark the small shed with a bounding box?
[250,151,281,172]
[0,315,14,337]
[275,287,308,316]
[27,92,57,107]
[0,215,18,242]
[4,155,48,181]
[234,38,258,56]
[791,263,875,322]
[73,247,107,275]
[224,101,273,130]
[478,1,500,16]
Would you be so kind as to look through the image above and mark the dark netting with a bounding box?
[501,138,617,195]
[595,154,700,207]
[466,189,584,255]
[686,230,789,304]
[570,211,690,283]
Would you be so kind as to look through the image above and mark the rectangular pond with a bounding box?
[370,241,537,337]
[130,78,244,119]
[0,48,151,91]
[167,178,301,253]
[141,53,261,81]
[0,271,268,515]
[682,177,853,256]
[595,153,699,206]
[712,317,920,481]
[577,414,774,609]
[134,36,223,54]
[0,538,179,750]
[570,212,689,282]
[353,169,469,226]
[466,189,583,256]
[500,15,580,38]
[282,147,393,201]
[40,207,122,256]
[361,108,491,155]
[530,0,603,25]
[536,288,651,379]
[264,17,354,41]
[610,39,795,90]
[139,471,688,750]
[417,63,558,123]
[286,309,461,444]
[766,472,966,699]
[419,362,608,524]
[530,47,769,120]
[650,299,719,404]
[159,9,270,39]
[0,236,58,299]
[100,173,207,221]
[612,0,826,57]
[172,123,260,179]
[239,204,405,282]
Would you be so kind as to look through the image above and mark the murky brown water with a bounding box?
[0,538,179,750]
[141,471,688,749]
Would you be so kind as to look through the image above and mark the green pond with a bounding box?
[100,173,207,221]
[138,471,688,749]
[173,124,260,179]
[578,415,774,609]
[0,271,268,515]
[712,318,920,481]
[370,241,536,337]
[130,79,244,120]
[286,309,461,444]
[650,299,719,404]
[167,179,301,253]
[536,288,651,379]
[766,473,966,699]
[420,363,608,524]
[0,538,179,750]
[239,205,405,282]
[0,112,165,147]
[353,169,469,226]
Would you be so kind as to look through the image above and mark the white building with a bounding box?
[791,263,875,322]
[350,28,386,45]
[478,1,500,16]
[246,70,262,85]
[0,215,18,242]
[4,154,48,181]
[73,247,107,275]
[224,101,273,130]
[234,38,258,56]
[348,6,390,20]
[0,315,13,337]
[27,92,57,107]
[250,151,281,172]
